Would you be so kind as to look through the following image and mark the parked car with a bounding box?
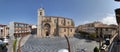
[0,38,4,41]
[0,40,3,45]
[3,37,9,45]
[3,39,8,43]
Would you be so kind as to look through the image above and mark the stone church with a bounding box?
[37,8,75,37]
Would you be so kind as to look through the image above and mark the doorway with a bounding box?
[46,31,49,36]
[44,23,51,37]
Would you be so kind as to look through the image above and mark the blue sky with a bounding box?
[0,0,120,26]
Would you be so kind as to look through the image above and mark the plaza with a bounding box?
[21,35,99,52]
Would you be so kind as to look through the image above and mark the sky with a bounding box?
[0,0,120,26]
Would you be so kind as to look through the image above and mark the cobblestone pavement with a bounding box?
[7,39,14,52]
[21,35,99,52]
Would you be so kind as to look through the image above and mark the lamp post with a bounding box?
[115,0,120,41]
[96,28,101,52]
[115,8,120,41]
[114,1,120,52]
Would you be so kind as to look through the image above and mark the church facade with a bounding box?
[37,8,75,37]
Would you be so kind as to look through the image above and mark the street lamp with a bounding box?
[115,8,120,41]
[115,0,120,42]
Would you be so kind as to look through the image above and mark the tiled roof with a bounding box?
[95,23,118,28]
[44,16,72,20]
[14,22,29,25]
[0,24,6,26]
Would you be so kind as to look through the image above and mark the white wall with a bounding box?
[9,22,15,39]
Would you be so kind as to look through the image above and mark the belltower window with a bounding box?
[40,12,42,15]
[71,29,72,32]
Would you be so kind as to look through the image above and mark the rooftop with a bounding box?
[44,16,72,20]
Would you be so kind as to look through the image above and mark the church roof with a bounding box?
[44,16,72,20]
[59,26,75,28]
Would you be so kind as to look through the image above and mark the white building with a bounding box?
[9,22,31,38]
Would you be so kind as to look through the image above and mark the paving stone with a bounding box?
[21,35,99,52]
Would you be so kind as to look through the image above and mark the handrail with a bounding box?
[64,35,71,52]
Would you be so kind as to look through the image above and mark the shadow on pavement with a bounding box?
[74,34,93,42]
[0,46,8,52]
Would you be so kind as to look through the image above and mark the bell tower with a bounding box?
[37,7,45,37]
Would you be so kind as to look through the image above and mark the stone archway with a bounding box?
[44,23,51,36]
[46,31,49,36]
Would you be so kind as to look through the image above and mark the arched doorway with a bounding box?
[44,23,51,36]
[46,31,49,36]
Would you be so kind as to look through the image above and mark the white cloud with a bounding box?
[77,14,117,26]
[100,15,117,25]
[82,21,93,24]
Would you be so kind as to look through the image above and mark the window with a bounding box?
[54,19,57,23]
[21,24,24,27]
[40,12,42,15]
[71,29,72,32]
[15,24,19,27]
[61,20,64,25]
[64,28,66,32]
[106,29,108,31]
[68,21,69,25]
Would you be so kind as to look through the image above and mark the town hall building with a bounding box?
[37,8,75,37]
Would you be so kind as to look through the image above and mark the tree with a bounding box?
[13,39,17,52]
[94,47,99,52]
[78,31,89,38]
[89,33,97,39]
[79,31,89,35]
